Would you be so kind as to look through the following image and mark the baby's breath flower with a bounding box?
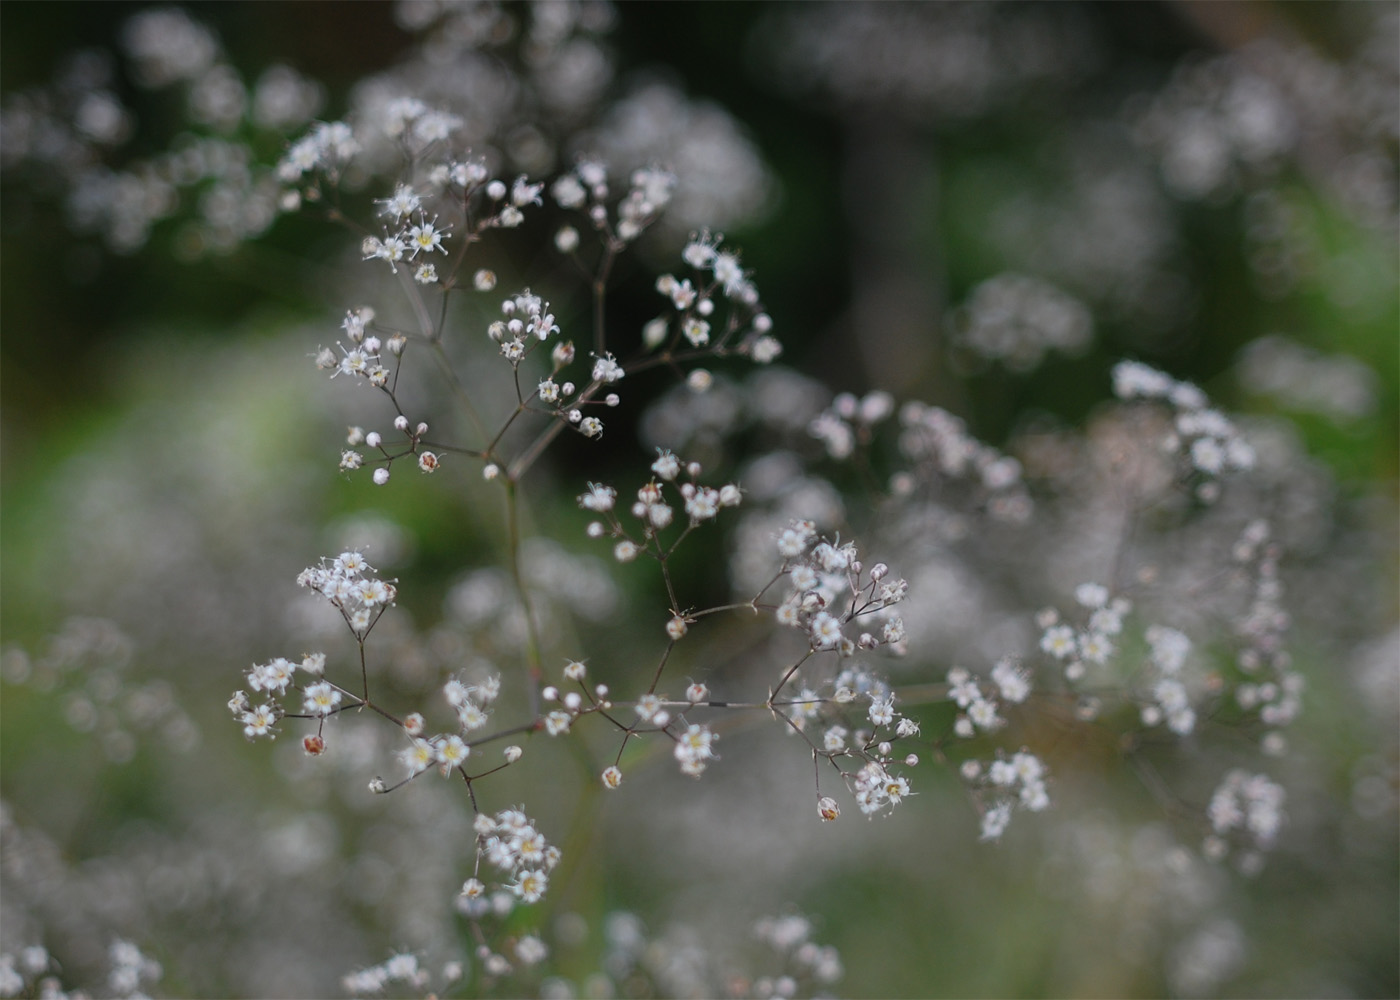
[377,184,420,219]
[544,711,571,736]
[400,738,435,775]
[579,483,615,511]
[674,723,717,776]
[635,693,663,722]
[991,658,1030,703]
[515,936,547,966]
[512,176,543,207]
[303,681,341,717]
[682,316,710,347]
[436,735,470,771]
[980,802,1013,841]
[461,877,485,898]
[242,703,278,738]
[1041,624,1076,659]
[512,868,549,903]
[809,612,843,649]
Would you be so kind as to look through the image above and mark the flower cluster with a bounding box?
[1138,625,1200,735]
[672,722,720,777]
[964,750,1053,841]
[1229,519,1303,745]
[341,952,435,997]
[579,451,743,568]
[1204,770,1286,869]
[951,271,1094,372]
[490,289,562,360]
[771,521,908,657]
[646,230,781,364]
[392,673,503,780]
[295,551,397,635]
[847,757,916,817]
[1037,582,1129,684]
[108,940,164,998]
[0,945,53,999]
[341,416,438,484]
[752,914,844,993]
[1112,360,1256,497]
[946,659,1030,737]
[278,119,359,183]
[551,159,676,244]
[892,400,1032,522]
[808,389,894,461]
[461,807,561,910]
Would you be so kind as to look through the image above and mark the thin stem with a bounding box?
[769,651,814,705]
[504,479,545,715]
[426,340,489,447]
[593,245,617,355]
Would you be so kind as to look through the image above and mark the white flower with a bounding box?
[991,659,1030,703]
[512,868,549,903]
[968,698,1001,730]
[436,735,470,769]
[1078,631,1114,664]
[1074,582,1109,608]
[980,802,1012,841]
[809,612,843,649]
[1047,621,1075,655]
[579,483,616,511]
[544,711,571,735]
[303,681,341,716]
